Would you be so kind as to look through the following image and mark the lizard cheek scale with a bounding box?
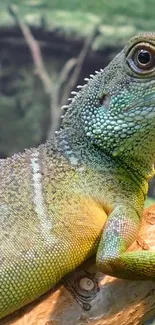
[2,32,155,319]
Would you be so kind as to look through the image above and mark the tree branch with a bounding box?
[8,4,59,136]
[9,4,53,95]
[60,23,99,107]
[2,205,155,325]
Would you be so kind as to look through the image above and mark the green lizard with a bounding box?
[1,32,155,320]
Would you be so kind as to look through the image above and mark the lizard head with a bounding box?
[62,33,155,177]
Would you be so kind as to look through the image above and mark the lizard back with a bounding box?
[0,144,107,318]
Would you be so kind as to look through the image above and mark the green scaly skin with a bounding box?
[1,32,155,319]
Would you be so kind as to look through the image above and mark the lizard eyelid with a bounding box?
[126,42,155,75]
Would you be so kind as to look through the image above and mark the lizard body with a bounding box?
[1,32,155,319]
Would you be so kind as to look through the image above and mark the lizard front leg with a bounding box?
[96,205,155,280]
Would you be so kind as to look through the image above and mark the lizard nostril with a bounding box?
[100,94,111,109]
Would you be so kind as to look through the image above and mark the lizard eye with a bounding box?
[127,42,155,74]
[137,50,151,66]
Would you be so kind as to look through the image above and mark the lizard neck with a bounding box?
[111,131,155,184]
[115,154,155,183]
[53,127,103,166]
[51,128,149,200]
[51,128,150,188]
[47,127,118,174]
